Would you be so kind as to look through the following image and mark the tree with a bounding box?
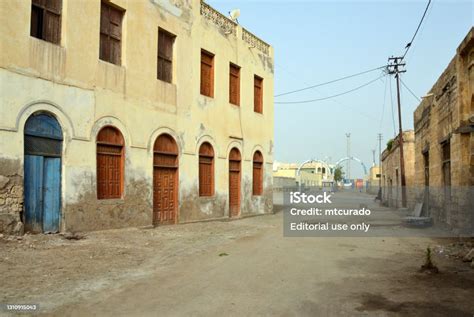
[334,166,344,182]
[386,139,394,151]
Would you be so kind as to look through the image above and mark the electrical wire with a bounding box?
[403,0,434,63]
[274,64,378,120]
[275,74,385,104]
[400,78,421,102]
[402,0,432,59]
[274,65,387,97]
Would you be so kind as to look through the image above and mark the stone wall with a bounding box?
[0,158,24,235]
[413,28,474,234]
[381,130,415,209]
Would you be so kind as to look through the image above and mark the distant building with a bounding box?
[273,161,334,190]
[366,165,381,195]
[381,131,416,208]
[413,27,473,233]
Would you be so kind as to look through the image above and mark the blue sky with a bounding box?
[207,0,473,178]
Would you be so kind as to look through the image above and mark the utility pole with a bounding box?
[377,133,382,190]
[345,133,351,181]
[387,56,407,208]
[372,149,376,167]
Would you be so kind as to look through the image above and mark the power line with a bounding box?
[402,0,432,59]
[274,65,386,97]
[274,64,378,120]
[275,74,385,104]
[403,1,434,63]
[400,78,421,102]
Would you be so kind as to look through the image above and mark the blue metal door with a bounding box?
[24,113,62,233]
[43,157,61,232]
[24,155,44,233]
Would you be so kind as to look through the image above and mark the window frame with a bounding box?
[229,63,241,106]
[99,1,125,65]
[30,0,62,45]
[198,142,215,197]
[157,28,176,83]
[254,75,263,113]
[441,141,451,199]
[200,49,214,98]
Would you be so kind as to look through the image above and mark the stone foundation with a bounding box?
[0,159,24,235]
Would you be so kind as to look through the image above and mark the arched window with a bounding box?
[96,126,124,199]
[199,142,214,196]
[252,151,263,196]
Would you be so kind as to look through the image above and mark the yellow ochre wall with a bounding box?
[0,0,274,233]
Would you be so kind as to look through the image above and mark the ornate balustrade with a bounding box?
[200,1,236,35]
[200,1,270,55]
[242,28,270,55]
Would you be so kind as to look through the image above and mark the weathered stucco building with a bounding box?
[381,130,415,208]
[413,28,473,233]
[0,0,274,234]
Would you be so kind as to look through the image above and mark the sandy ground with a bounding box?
[1,192,473,316]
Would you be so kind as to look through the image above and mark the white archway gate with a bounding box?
[335,156,368,176]
[296,159,333,191]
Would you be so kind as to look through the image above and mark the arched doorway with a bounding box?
[96,126,124,199]
[228,148,241,218]
[153,134,178,225]
[24,113,63,233]
[252,151,264,196]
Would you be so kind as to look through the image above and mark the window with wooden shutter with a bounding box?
[252,151,264,196]
[97,126,124,199]
[200,50,214,97]
[442,141,451,199]
[254,75,263,113]
[100,2,124,65]
[199,142,214,196]
[30,0,62,44]
[229,63,240,106]
[157,28,175,83]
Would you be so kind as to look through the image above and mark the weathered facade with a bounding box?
[381,131,416,208]
[0,0,274,234]
[413,28,474,233]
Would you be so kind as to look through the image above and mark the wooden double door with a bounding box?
[153,134,178,225]
[229,148,241,218]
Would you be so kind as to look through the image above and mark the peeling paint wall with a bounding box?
[0,0,274,233]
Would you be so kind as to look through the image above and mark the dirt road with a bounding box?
[1,192,473,316]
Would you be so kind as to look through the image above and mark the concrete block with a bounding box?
[402,216,433,228]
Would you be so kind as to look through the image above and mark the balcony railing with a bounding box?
[200,1,270,55]
[200,1,237,35]
[242,28,270,55]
